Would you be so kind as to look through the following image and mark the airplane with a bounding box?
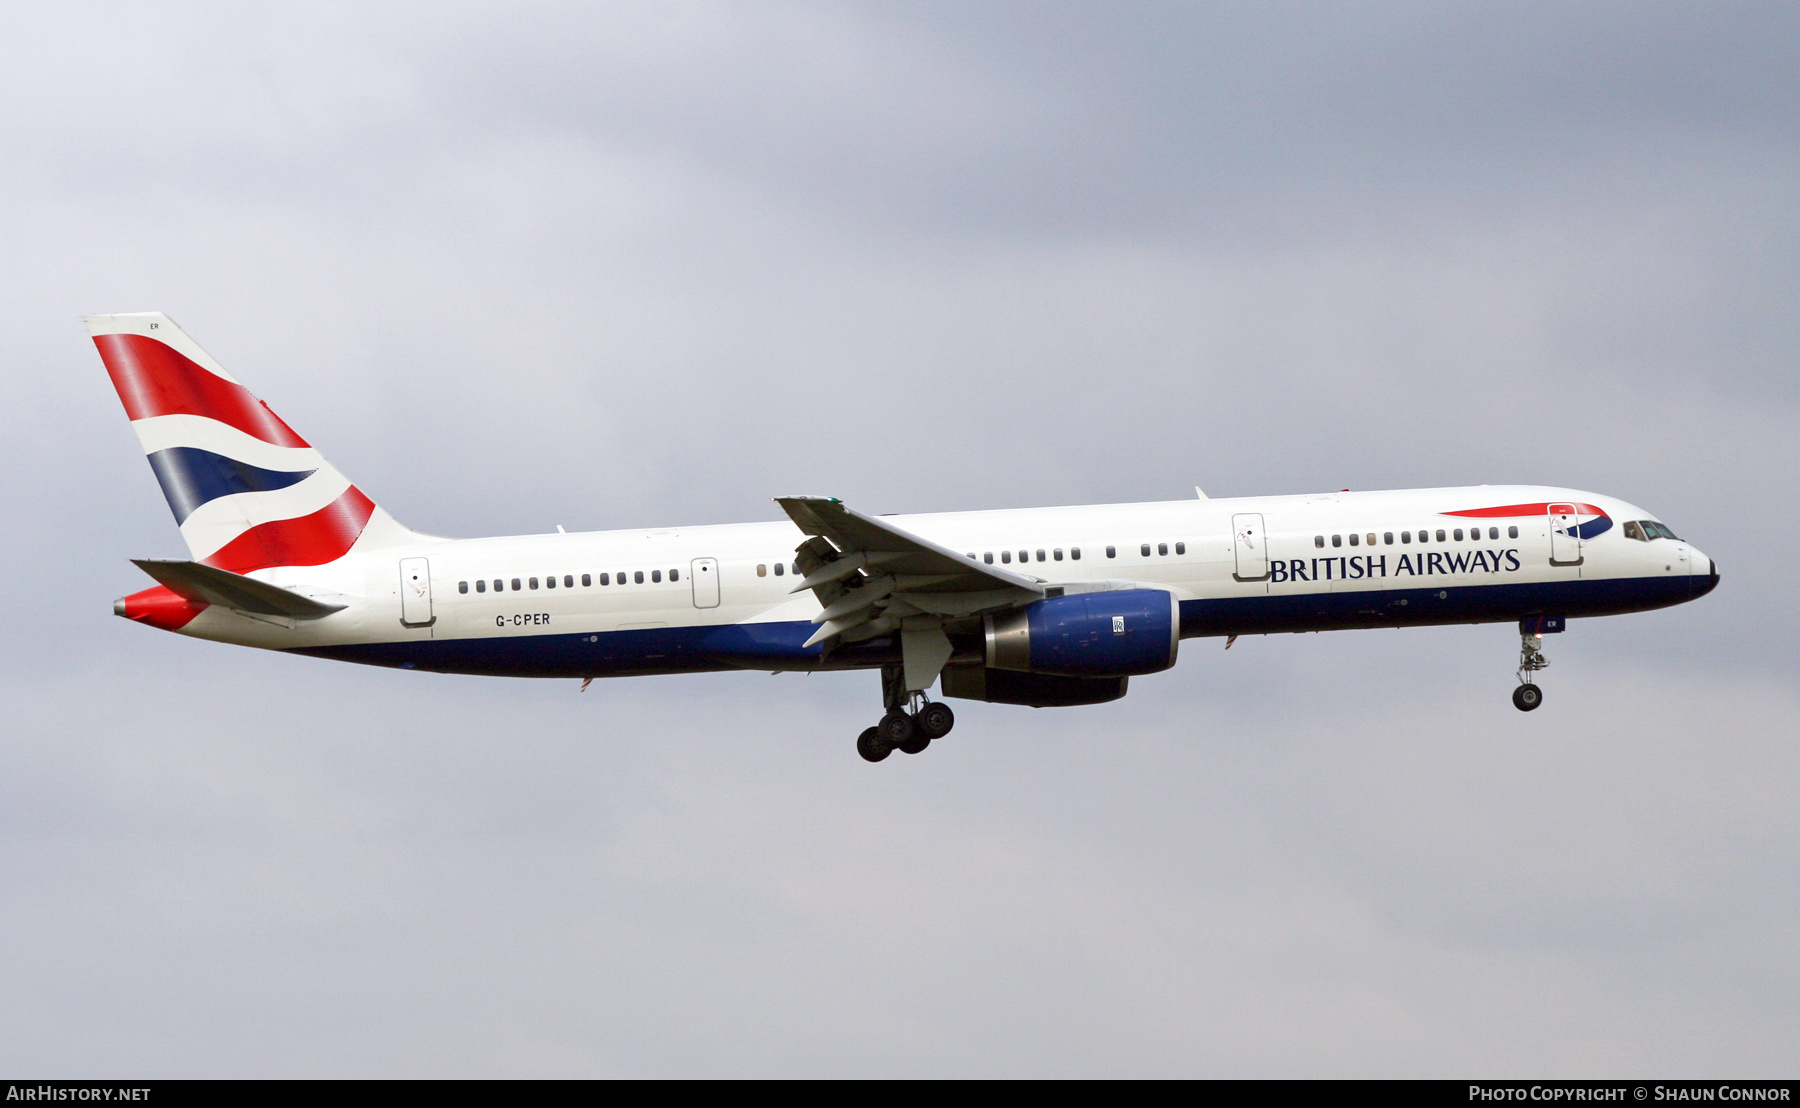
[92,312,1719,762]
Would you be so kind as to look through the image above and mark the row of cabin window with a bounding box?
[1313,526,1518,549]
[457,569,681,594]
[963,542,1188,566]
[754,563,800,577]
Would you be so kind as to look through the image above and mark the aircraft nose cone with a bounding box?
[1693,552,1720,597]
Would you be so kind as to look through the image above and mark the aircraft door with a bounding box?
[1548,504,1583,566]
[399,557,434,625]
[690,557,720,608]
[1232,513,1269,581]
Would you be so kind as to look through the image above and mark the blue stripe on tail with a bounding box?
[145,447,317,524]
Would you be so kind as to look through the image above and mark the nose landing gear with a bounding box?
[1514,632,1548,712]
[857,665,957,762]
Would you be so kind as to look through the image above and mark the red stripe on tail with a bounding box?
[93,333,309,447]
[202,487,377,573]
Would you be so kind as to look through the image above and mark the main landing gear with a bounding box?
[1513,632,1548,712]
[857,665,956,762]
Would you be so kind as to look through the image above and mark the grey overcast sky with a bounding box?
[1,1,1795,1076]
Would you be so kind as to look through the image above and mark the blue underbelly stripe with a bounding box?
[287,574,1704,679]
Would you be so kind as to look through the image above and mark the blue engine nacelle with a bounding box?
[983,589,1179,678]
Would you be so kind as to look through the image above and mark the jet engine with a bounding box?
[984,588,1179,678]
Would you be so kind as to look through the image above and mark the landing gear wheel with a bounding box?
[916,702,955,740]
[857,726,893,762]
[878,710,915,745]
[1512,684,1543,712]
[897,735,931,755]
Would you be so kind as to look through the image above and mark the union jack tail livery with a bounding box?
[88,312,419,571]
[91,313,426,631]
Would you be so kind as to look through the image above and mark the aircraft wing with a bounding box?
[774,496,1043,685]
[132,558,347,621]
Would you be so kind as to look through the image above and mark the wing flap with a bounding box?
[775,497,1043,593]
[775,497,1042,686]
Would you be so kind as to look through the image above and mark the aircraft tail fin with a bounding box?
[86,312,423,571]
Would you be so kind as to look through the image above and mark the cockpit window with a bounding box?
[1628,520,1680,541]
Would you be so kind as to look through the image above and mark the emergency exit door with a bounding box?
[691,558,720,608]
[399,557,434,625]
[1232,513,1269,581]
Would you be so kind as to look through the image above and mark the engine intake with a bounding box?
[984,589,1179,678]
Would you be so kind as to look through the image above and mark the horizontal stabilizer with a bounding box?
[131,559,346,620]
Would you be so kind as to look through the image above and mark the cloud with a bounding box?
[1,646,1793,1076]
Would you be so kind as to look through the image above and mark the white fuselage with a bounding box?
[168,484,1715,681]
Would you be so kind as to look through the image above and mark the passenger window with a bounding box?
[565,575,574,588]
[1141,544,1151,557]
[670,569,679,582]
[634,571,644,584]
[1001,551,1012,563]
[458,581,468,594]
[1158,543,1168,556]
[581,574,591,587]
[1348,533,1359,546]
[1370,534,1379,546]
[652,570,662,583]
[1401,532,1411,544]
[983,552,993,564]
[1417,530,1428,543]
[1330,535,1341,548]
[1018,551,1028,564]
[529,577,539,589]
[1037,549,1046,562]
[773,564,784,576]
[1508,526,1518,539]
[476,579,487,593]
[494,579,505,592]
[511,578,522,591]
[1106,546,1116,558]
[600,573,610,585]
[1315,535,1325,549]
[546,576,556,588]
[1072,547,1081,560]
[757,564,767,576]
[1436,529,1446,542]
[1489,527,1499,540]
[1053,549,1063,561]
[1453,528,1464,541]
[1175,542,1185,555]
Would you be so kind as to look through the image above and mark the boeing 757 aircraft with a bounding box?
[93,313,1719,761]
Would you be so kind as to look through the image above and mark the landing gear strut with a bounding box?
[856,664,956,762]
[1514,632,1548,712]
